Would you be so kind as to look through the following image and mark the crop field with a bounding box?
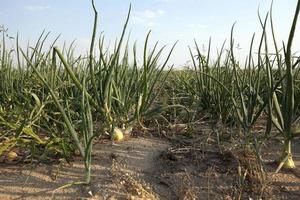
[1,0,300,199]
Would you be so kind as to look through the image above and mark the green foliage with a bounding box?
[1,0,300,188]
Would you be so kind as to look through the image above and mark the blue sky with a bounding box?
[0,0,299,66]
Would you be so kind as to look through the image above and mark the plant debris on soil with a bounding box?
[1,124,300,200]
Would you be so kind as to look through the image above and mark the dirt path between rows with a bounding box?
[1,135,300,200]
[0,137,171,200]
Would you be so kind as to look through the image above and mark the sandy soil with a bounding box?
[0,137,170,200]
[1,134,300,200]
